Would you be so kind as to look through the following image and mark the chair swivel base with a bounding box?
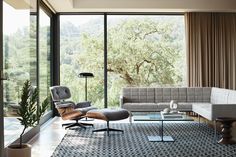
[62,121,93,129]
[92,121,123,136]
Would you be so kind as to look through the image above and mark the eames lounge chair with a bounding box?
[50,86,96,129]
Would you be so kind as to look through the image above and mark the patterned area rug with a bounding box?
[51,122,236,157]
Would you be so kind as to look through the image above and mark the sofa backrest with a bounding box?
[211,87,236,104]
[186,87,211,103]
[122,87,155,103]
[122,87,211,103]
[155,88,188,103]
[155,87,211,103]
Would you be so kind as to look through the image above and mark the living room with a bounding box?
[1,0,236,157]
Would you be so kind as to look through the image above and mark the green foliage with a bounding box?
[17,80,50,147]
[3,16,51,114]
[39,96,51,117]
[60,16,185,107]
[106,18,183,86]
[17,80,38,128]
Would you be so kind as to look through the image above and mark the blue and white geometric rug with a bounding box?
[51,122,236,157]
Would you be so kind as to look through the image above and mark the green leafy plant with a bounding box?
[17,80,50,148]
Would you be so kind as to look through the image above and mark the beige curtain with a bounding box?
[185,12,236,89]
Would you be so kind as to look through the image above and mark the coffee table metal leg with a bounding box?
[214,120,217,142]
[161,120,163,141]
[148,120,174,142]
[198,114,201,128]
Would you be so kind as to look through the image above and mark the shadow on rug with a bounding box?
[51,122,236,157]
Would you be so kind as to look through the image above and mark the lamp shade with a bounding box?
[78,72,94,78]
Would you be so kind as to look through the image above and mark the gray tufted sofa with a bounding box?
[120,87,236,121]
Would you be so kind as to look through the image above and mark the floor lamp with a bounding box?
[78,72,94,101]
[79,72,94,121]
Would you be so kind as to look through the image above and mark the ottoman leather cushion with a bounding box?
[86,109,130,121]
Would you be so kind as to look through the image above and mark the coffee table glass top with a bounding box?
[132,112,194,142]
[132,112,193,121]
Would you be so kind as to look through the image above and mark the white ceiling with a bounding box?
[5,0,36,10]
[45,0,236,13]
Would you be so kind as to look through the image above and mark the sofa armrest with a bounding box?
[212,104,236,120]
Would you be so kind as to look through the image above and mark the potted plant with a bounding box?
[6,80,50,157]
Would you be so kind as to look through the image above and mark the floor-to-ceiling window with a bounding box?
[2,0,37,146]
[59,14,186,109]
[107,15,186,108]
[39,7,51,111]
[60,15,104,108]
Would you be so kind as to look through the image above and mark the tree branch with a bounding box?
[136,59,152,74]
[142,29,158,39]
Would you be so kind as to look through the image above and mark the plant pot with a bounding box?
[6,143,31,157]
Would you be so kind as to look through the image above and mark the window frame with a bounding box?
[38,0,54,124]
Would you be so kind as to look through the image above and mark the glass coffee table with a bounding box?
[132,112,194,142]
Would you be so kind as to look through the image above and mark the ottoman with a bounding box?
[86,108,130,136]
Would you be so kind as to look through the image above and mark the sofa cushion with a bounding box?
[187,88,195,102]
[155,88,163,103]
[139,88,147,103]
[192,103,212,120]
[178,103,193,111]
[122,103,158,111]
[171,88,179,101]
[155,88,187,103]
[163,88,171,102]
[187,87,211,102]
[123,87,155,103]
[202,87,211,102]
[178,88,187,102]
[157,102,192,111]
[187,87,203,102]
[131,88,140,103]
[147,88,155,103]
[211,87,229,104]
[157,102,169,110]
[123,88,131,102]
[194,88,203,102]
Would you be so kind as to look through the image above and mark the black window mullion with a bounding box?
[104,14,108,108]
